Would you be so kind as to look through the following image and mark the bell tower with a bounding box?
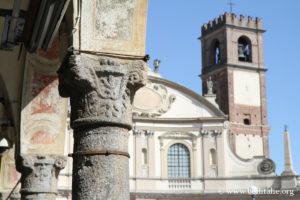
[200,13,269,159]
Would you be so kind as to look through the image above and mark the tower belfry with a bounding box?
[200,13,269,159]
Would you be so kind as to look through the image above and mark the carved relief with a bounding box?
[58,54,147,128]
[132,82,176,118]
[200,129,222,137]
[258,158,275,175]
[133,128,154,136]
[17,155,66,194]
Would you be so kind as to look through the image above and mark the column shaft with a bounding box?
[72,127,129,199]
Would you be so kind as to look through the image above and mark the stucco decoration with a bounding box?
[16,155,66,200]
[199,129,223,136]
[132,128,154,136]
[133,82,176,118]
[258,158,276,175]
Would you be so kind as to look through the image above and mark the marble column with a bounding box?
[58,54,147,199]
[16,155,66,200]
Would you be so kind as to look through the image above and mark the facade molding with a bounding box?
[148,76,227,118]
[134,117,227,123]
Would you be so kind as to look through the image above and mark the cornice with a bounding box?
[133,117,227,123]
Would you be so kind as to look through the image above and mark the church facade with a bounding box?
[0,1,299,199]
[57,13,299,199]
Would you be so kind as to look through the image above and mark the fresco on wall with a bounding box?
[21,55,68,155]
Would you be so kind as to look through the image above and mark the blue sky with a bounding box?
[145,0,300,174]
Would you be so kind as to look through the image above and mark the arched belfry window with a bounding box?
[238,36,252,62]
[168,143,190,178]
[212,40,221,64]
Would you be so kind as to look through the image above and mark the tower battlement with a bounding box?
[201,12,263,36]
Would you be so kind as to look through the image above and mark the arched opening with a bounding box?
[211,39,221,64]
[209,148,217,165]
[142,148,147,165]
[167,143,190,178]
[238,36,252,62]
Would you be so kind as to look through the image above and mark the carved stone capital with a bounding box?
[132,128,154,136]
[16,155,66,199]
[200,129,222,137]
[58,54,147,129]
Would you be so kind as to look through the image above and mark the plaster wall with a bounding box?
[233,70,261,106]
[235,134,263,159]
[73,0,148,56]
[161,87,216,118]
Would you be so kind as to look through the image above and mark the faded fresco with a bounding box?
[21,56,68,155]
[95,0,136,40]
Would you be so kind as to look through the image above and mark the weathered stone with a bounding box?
[72,127,129,199]
[58,53,147,200]
[16,155,66,200]
[58,54,147,129]
[75,0,148,56]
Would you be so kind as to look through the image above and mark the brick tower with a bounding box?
[200,13,269,159]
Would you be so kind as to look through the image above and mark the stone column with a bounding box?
[16,155,66,200]
[58,54,147,200]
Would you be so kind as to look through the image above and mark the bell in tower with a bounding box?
[238,36,251,62]
[238,43,246,61]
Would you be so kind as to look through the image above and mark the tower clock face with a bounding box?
[233,70,261,106]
